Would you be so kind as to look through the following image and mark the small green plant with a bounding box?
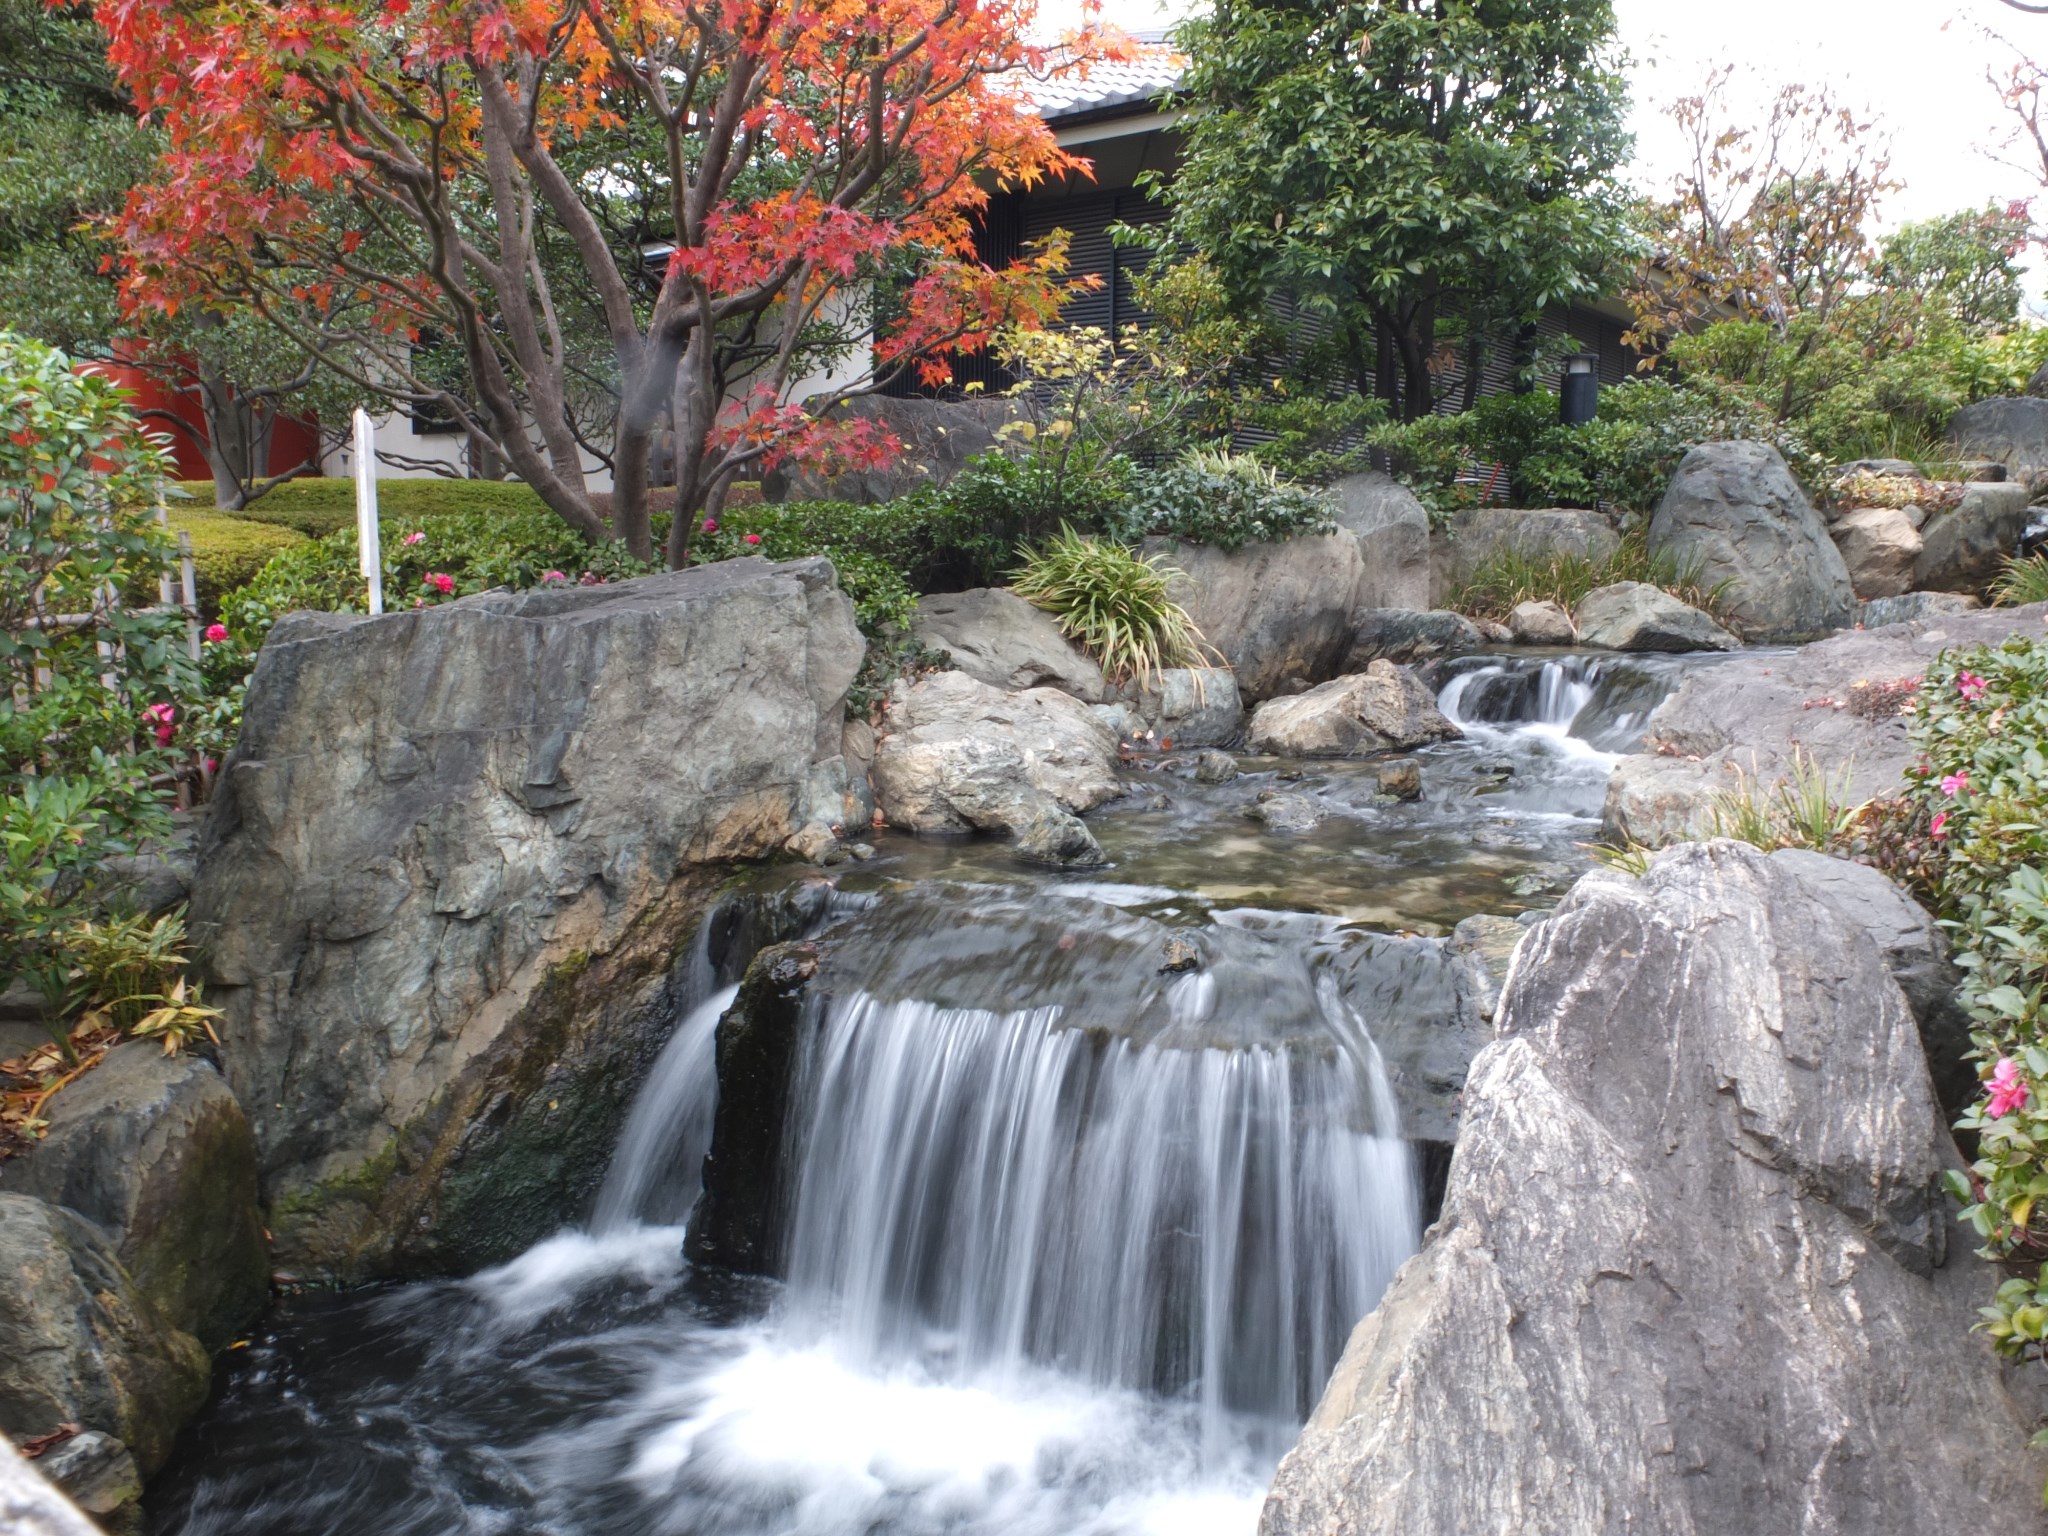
[1450,531,1729,624]
[1992,554,2048,609]
[63,908,195,1033]
[1704,751,1866,853]
[1103,448,1337,552]
[1011,528,1211,688]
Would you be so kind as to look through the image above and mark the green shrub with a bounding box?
[165,509,306,616]
[1010,528,1210,687]
[174,476,552,536]
[932,448,1136,582]
[1,334,192,1019]
[1104,449,1337,551]
[1894,639,2048,1369]
[1368,378,1823,520]
[1449,530,1727,623]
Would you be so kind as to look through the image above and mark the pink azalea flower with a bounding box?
[141,702,176,745]
[403,531,426,546]
[1957,671,1989,702]
[203,756,217,775]
[1988,1058,2031,1119]
[702,517,719,534]
[542,570,567,584]
[424,572,455,595]
[1930,811,1950,840]
[1940,770,1970,798]
[203,623,228,644]
[744,532,762,545]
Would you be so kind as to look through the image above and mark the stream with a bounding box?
[149,650,1728,1536]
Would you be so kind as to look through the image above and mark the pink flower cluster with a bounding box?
[541,570,568,584]
[745,532,762,545]
[1957,671,1989,702]
[423,572,455,596]
[1930,811,1950,840]
[141,702,176,745]
[702,517,719,534]
[403,530,426,547]
[203,623,228,644]
[1988,1058,2031,1118]
[1940,770,1970,798]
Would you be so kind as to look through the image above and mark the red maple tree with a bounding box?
[98,0,1120,564]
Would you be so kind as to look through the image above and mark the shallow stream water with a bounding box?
[149,651,1730,1536]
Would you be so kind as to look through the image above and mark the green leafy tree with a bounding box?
[1877,204,2031,334]
[1157,0,1632,420]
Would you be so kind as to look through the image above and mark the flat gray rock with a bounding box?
[1574,581,1738,652]
[1246,662,1463,757]
[1602,602,2048,847]
[1262,843,2046,1536]
[1915,483,2032,593]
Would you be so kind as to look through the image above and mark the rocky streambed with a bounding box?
[8,554,2045,1534]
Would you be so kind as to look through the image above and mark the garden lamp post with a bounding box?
[1560,351,1600,427]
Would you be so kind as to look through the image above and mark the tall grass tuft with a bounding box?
[1992,553,2048,609]
[1011,527,1212,688]
[1706,750,1866,853]
[1450,530,1731,624]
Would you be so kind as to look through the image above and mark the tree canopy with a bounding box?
[99,0,1119,562]
[1156,0,1631,420]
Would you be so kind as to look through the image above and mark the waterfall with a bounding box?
[775,973,1417,1461]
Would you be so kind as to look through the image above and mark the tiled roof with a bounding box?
[1025,42,1185,122]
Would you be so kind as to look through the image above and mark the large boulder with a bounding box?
[1432,507,1622,604]
[1946,395,2048,494]
[1144,473,1433,702]
[1601,603,2048,847]
[0,1194,208,1476]
[1261,843,2046,1535]
[1914,483,2033,594]
[909,588,1105,702]
[1573,581,1738,653]
[0,1043,265,1350]
[1650,440,1856,640]
[1327,468,1433,611]
[1858,592,1982,627]
[187,559,865,1281]
[763,395,1035,503]
[870,669,1121,864]
[1245,662,1462,757]
[1145,532,1369,702]
[1830,505,1923,598]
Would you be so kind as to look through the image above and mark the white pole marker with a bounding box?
[353,407,383,615]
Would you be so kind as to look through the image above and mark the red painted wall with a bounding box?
[86,351,320,484]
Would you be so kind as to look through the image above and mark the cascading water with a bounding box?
[150,645,1729,1536]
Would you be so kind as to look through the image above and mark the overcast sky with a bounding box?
[1052,1,2048,241]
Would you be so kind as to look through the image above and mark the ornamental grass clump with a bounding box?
[1992,553,2048,609]
[1010,528,1211,688]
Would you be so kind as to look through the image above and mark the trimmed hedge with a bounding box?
[164,509,306,616]
[172,477,553,537]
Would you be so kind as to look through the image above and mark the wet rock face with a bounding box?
[1245,662,1462,757]
[1341,609,1484,670]
[187,559,864,1281]
[0,1195,208,1477]
[1262,843,2046,1536]
[1650,440,1856,640]
[0,1042,266,1350]
[687,943,821,1276]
